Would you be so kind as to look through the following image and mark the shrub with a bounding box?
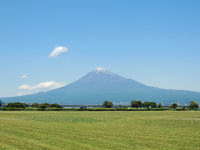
[176,107,186,111]
[31,103,62,109]
[1,107,24,111]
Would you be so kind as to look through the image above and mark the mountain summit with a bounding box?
[2,68,200,105]
[94,67,111,74]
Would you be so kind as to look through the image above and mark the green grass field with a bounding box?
[0,111,200,150]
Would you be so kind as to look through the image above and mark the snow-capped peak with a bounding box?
[96,67,106,72]
[94,67,111,74]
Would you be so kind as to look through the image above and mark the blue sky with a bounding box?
[1,0,200,97]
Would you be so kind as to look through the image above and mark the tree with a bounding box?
[131,100,142,108]
[157,103,162,108]
[103,100,113,108]
[170,103,177,109]
[189,101,199,110]
[0,99,2,107]
[50,103,62,108]
[31,103,62,109]
[143,102,157,108]
[31,103,40,108]
[7,102,28,109]
[40,103,50,109]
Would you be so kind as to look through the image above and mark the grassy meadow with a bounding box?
[0,111,200,150]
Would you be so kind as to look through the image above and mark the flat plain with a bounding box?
[0,111,199,150]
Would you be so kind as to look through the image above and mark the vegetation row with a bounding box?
[0,100,199,111]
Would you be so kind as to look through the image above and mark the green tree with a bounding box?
[40,103,50,109]
[7,102,28,109]
[170,103,177,109]
[143,102,157,108]
[157,103,162,108]
[31,103,40,108]
[31,103,62,109]
[50,103,62,108]
[103,100,113,108]
[0,99,2,107]
[131,100,142,108]
[189,101,199,110]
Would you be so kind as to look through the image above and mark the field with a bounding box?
[0,111,200,150]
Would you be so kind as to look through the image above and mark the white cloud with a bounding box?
[18,81,66,95]
[18,92,28,96]
[49,46,69,57]
[21,75,28,79]
[19,84,32,90]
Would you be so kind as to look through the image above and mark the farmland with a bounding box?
[0,111,200,150]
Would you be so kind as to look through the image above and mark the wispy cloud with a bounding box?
[21,75,28,79]
[18,81,66,95]
[19,81,65,90]
[49,46,69,57]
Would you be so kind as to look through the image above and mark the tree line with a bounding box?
[0,100,199,111]
[0,102,62,110]
[103,100,199,110]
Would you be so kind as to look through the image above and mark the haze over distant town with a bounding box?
[1,0,200,98]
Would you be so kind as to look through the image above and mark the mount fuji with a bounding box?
[2,68,200,105]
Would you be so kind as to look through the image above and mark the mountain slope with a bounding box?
[2,68,200,105]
